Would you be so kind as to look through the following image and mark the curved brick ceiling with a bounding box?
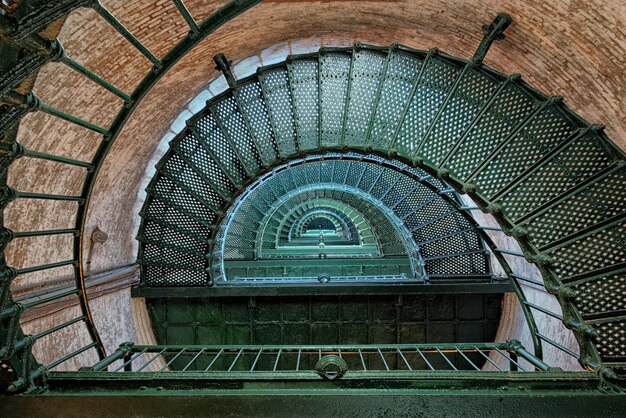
[6,0,624,279]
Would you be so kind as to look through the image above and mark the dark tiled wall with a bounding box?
[147,294,502,370]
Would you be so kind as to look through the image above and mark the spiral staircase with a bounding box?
[0,1,625,416]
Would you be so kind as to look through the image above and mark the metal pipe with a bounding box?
[172,0,200,34]
[91,1,162,68]
[13,228,78,238]
[524,301,564,321]
[38,101,109,135]
[474,347,504,371]
[33,316,85,341]
[59,53,132,103]
[536,333,579,359]
[17,259,76,275]
[456,347,480,371]
[205,349,224,371]
[436,347,457,370]
[47,342,98,370]
[416,348,434,370]
[137,348,167,372]
[494,347,528,372]
[14,190,84,202]
[494,248,525,257]
[509,342,551,371]
[90,348,126,371]
[250,349,263,371]
[23,148,93,169]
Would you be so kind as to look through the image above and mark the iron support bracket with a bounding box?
[472,13,512,64]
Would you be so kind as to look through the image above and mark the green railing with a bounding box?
[86,340,549,376]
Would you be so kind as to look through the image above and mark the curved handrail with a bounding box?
[0,0,262,392]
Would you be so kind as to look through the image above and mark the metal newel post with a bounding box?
[213,53,237,89]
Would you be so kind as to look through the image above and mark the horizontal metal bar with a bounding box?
[13,190,83,202]
[132,282,512,298]
[39,101,109,135]
[92,1,162,68]
[23,148,93,169]
[60,53,132,103]
[20,289,81,309]
[511,344,551,371]
[32,315,85,340]
[494,248,525,257]
[511,274,544,287]
[47,342,98,370]
[10,382,621,415]
[16,259,76,274]
[478,226,504,232]
[13,228,78,238]
[224,258,406,268]
[123,342,508,352]
[90,349,126,372]
[523,301,563,320]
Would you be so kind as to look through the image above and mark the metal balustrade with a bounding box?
[86,341,548,375]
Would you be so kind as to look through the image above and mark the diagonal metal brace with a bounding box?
[472,13,512,64]
[213,53,237,89]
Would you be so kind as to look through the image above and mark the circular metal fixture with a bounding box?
[318,273,331,283]
[315,355,348,380]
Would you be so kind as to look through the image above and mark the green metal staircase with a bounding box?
[135,42,626,373]
[0,1,625,411]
